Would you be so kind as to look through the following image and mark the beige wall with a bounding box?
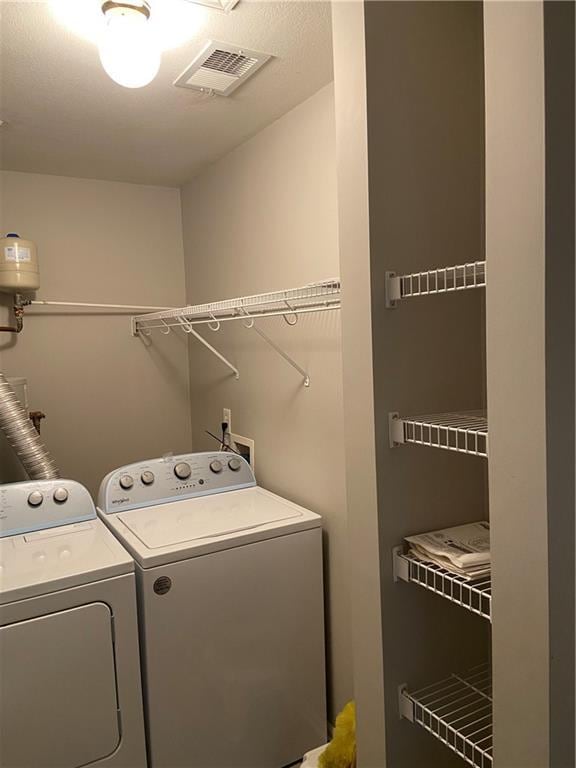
[484,4,550,765]
[180,83,351,719]
[0,171,192,495]
[331,3,386,764]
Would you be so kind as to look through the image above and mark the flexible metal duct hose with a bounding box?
[0,373,60,480]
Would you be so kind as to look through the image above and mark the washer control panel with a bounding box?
[0,479,96,538]
[98,452,256,514]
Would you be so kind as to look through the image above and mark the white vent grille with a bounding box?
[203,50,257,76]
[174,41,272,96]
[182,0,239,12]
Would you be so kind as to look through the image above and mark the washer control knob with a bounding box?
[141,471,155,486]
[228,458,242,472]
[53,487,69,504]
[174,462,191,480]
[28,491,44,507]
[119,475,134,490]
[209,460,223,474]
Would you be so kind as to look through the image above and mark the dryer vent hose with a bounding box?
[0,373,60,480]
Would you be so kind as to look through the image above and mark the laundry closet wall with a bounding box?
[0,171,192,494]
[180,83,351,719]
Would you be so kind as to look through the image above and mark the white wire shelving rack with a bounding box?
[393,547,491,621]
[386,261,486,308]
[389,411,488,457]
[131,279,341,388]
[399,664,493,768]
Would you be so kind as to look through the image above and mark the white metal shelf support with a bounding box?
[178,319,240,380]
[393,547,492,621]
[133,313,240,380]
[386,261,486,308]
[251,324,310,387]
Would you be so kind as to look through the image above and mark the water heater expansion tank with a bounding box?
[0,233,40,293]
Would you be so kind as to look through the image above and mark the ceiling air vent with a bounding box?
[174,41,272,96]
[182,0,239,11]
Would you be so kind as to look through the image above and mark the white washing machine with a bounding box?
[98,452,327,768]
[0,479,147,768]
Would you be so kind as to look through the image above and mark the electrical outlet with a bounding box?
[223,408,232,431]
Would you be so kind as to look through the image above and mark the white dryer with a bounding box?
[0,479,147,768]
[98,452,327,768]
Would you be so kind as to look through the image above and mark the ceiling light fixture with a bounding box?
[98,1,161,88]
[51,0,208,51]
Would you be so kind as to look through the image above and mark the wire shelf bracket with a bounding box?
[133,314,240,380]
[251,324,310,387]
[400,665,493,768]
[389,411,488,457]
[393,546,492,621]
[398,683,415,722]
[184,324,240,380]
[386,261,486,308]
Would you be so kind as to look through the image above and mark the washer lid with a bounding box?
[118,487,304,548]
[107,487,321,567]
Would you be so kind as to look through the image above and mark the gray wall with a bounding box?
[0,171,192,495]
[180,83,352,720]
[367,3,488,765]
[484,4,550,766]
[544,2,575,765]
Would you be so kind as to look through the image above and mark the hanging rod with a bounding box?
[31,300,175,312]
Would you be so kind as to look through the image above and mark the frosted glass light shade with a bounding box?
[98,6,161,89]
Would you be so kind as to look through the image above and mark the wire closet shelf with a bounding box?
[386,261,486,307]
[132,279,341,334]
[400,664,493,768]
[131,279,341,388]
[389,411,488,457]
[393,548,491,621]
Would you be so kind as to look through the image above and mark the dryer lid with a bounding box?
[0,519,134,604]
[116,487,304,550]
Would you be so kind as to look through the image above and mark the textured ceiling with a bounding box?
[0,0,333,186]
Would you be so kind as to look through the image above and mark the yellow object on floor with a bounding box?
[318,701,356,768]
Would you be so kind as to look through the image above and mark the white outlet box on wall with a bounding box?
[231,433,255,471]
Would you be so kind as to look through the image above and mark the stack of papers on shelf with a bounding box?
[405,521,490,580]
